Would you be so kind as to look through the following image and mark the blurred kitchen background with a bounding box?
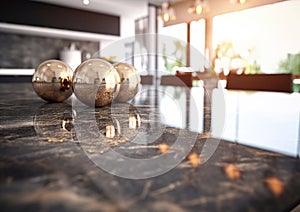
[0,34,98,69]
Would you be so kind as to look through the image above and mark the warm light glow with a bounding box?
[60,71,69,80]
[195,4,203,14]
[83,0,90,5]
[159,2,176,22]
[129,114,141,129]
[264,177,284,197]
[168,8,176,21]
[129,115,137,129]
[106,125,115,138]
[224,164,241,180]
[230,0,246,3]
[188,152,200,167]
[163,12,170,22]
[62,120,67,131]
[188,0,209,15]
[105,73,117,89]
[158,143,169,154]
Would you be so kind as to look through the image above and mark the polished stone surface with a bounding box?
[0,83,299,211]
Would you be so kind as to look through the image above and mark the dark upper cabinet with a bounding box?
[0,0,120,36]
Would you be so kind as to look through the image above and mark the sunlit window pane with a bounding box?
[213,0,300,74]
[158,23,187,75]
[190,19,206,71]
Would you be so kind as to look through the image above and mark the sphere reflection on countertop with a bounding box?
[111,103,141,141]
[32,60,73,102]
[113,62,141,103]
[72,106,126,155]
[34,103,73,143]
[72,58,120,107]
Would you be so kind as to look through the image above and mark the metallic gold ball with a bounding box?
[32,60,73,102]
[72,58,120,107]
[113,62,141,102]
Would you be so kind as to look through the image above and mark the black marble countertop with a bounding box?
[0,83,299,212]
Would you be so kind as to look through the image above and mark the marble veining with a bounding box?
[0,83,299,211]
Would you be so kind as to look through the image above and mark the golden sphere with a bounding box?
[113,62,141,102]
[72,58,120,107]
[32,60,73,102]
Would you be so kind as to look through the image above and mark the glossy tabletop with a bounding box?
[0,83,299,211]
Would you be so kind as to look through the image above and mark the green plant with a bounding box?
[278,53,300,74]
[162,40,186,74]
[244,60,262,74]
[278,52,300,92]
[213,41,262,75]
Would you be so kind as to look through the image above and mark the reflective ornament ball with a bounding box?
[72,58,120,107]
[32,60,73,102]
[113,62,141,102]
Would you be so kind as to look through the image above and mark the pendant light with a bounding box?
[188,0,209,15]
[158,2,176,22]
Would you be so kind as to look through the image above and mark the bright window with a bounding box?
[213,0,300,73]
[158,23,187,75]
[190,19,206,71]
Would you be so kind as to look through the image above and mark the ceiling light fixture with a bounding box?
[83,0,90,5]
[158,2,176,22]
[188,0,209,15]
[230,0,247,4]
